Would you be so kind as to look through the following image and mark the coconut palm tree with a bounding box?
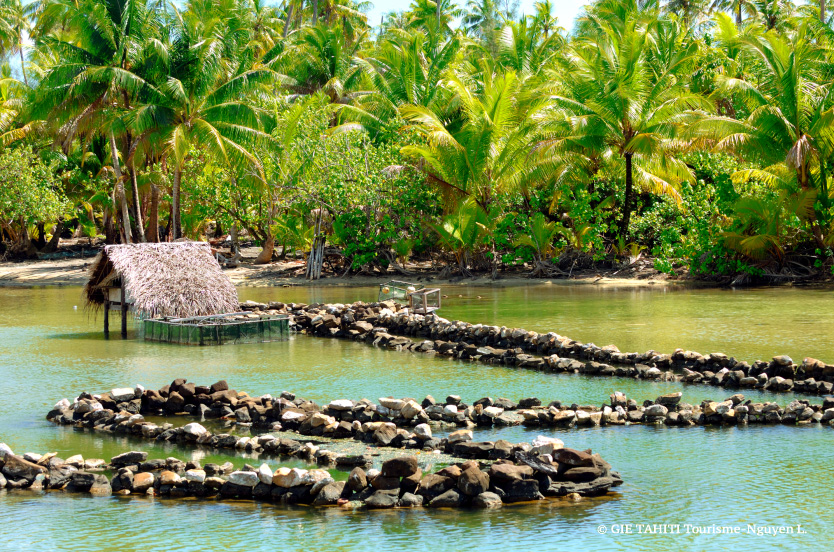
[282,23,364,102]
[0,0,31,86]
[334,30,459,137]
[709,0,756,27]
[543,2,708,237]
[495,16,563,75]
[461,0,499,52]
[31,0,169,243]
[530,0,560,38]
[401,70,551,210]
[664,0,709,30]
[406,0,462,39]
[694,25,834,247]
[750,0,795,31]
[128,16,280,240]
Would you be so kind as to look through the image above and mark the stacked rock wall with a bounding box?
[240,300,834,396]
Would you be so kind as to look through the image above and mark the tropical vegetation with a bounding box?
[2,0,834,282]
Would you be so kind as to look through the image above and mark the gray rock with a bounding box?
[644,404,668,417]
[312,481,345,505]
[655,393,682,407]
[348,467,368,492]
[366,489,399,509]
[399,492,423,508]
[228,471,260,487]
[501,479,542,503]
[458,468,490,496]
[428,488,463,508]
[473,491,503,508]
[110,388,136,402]
[65,472,109,493]
[381,456,419,478]
[1,454,46,482]
[111,451,148,465]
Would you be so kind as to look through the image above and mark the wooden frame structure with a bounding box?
[102,279,131,338]
[409,288,441,314]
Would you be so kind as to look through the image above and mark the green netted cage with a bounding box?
[143,313,289,346]
[378,280,425,302]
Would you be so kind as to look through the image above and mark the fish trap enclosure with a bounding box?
[143,313,289,345]
[378,280,425,302]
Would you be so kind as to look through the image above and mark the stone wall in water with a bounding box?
[0,442,616,509]
[29,379,623,509]
[242,300,834,397]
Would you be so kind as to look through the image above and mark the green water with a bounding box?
[1,284,833,551]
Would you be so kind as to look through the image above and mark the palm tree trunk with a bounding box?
[736,2,742,26]
[18,45,28,87]
[283,2,294,37]
[172,165,182,239]
[146,184,160,242]
[104,198,117,244]
[295,0,304,28]
[129,166,146,242]
[620,153,634,239]
[109,131,131,244]
[312,0,318,24]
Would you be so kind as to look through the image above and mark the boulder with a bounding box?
[328,400,354,411]
[381,456,419,478]
[400,400,423,419]
[228,471,260,487]
[645,404,668,417]
[447,430,473,444]
[554,448,594,467]
[111,451,148,465]
[531,436,564,456]
[158,470,181,485]
[417,474,454,500]
[488,463,533,485]
[299,469,331,486]
[182,423,207,437]
[257,464,273,485]
[313,481,346,506]
[413,424,432,440]
[655,393,682,407]
[501,479,542,503]
[348,467,368,492]
[273,468,307,488]
[110,388,136,402]
[133,472,155,492]
[366,489,399,509]
[458,468,489,496]
[184,470,206,483]
[373,425,398,446]
[473,491,503,508]
[428,488,463,508]
[66,472,109,493]
[399,492,423,508]
[379,398,405,410]
[2,454,46,482]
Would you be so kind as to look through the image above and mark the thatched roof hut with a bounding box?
[84,242,239,319]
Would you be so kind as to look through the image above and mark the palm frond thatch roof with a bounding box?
[84,242,239,318]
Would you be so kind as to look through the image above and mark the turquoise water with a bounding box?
[0,284,832,551]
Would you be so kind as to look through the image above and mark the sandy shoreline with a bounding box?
[0,254,686,289]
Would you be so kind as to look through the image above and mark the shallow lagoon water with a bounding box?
[0,284,832,551]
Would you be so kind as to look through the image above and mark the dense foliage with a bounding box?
[1,0,834,280]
